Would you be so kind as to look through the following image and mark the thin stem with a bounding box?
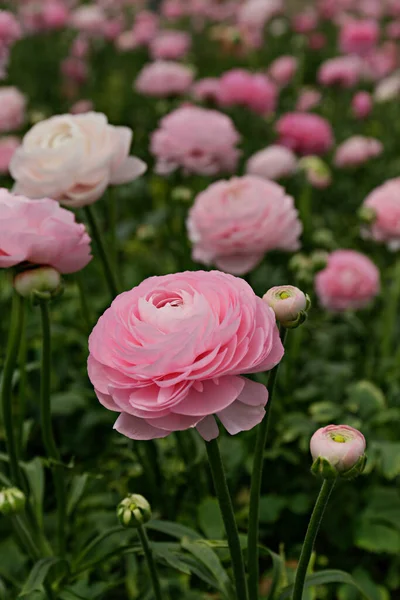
[84,204,121,300]
[1,291,25,489]
[247,327,287,600]
[108,188,119,279]
[298,184,312,244]
[291,479,335,600]
[17,299,28,456]
[38,298,66,557]
[206,438,248,600]
[382,257,400,370]
[75,272,92,332]
[12,515,40,561]
[137,523,163,600]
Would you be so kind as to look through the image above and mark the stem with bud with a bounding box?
[137,524,163,600]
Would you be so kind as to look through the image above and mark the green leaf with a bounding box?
[259,495,287,524]
[378,442,400,479]
[22,458,44,528]
[259,545,285,600]
[146,520,201,540]
[181,538,235,599]
[355,522,400,554]
[278,569,374,600]
[67,474,89,516]
[346,381,386,418]
[18,558,67,598]
[198,497,225,539]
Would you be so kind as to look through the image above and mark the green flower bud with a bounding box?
[0,487,26,516]
[14,267,62,301]
[358,206,376,225]
[117,494,151,529]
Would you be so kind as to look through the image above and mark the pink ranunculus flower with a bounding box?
[131,10,159,46]
[308,32,327,50]
[296,88,322,112]
[69,99,94,114]
[362,42,398,82]
[334,136,383,168]
[0,11,22,47]
[10,112,147,208]
[276,112,334,156]
[292,9,318,33]
[161,0,186,20]
[191,77,221,103]
[318,55,362,88]
[135,61,194,97]
[0,188,91,273]
[70,4,107,34]
[246,145,298,181]
[151,105,240,176]
[315,249,380,311]
[150,30,191,60]
[339,19,379,56]
[268,56,298,87]
[238,0,283,30]
[0,136,20,174]
[61,57,88,84]
[351,91,372,119]
[310,425,366,474]
[0,87,26,133]
[217,69,277,115]
[362,178,400,250]
[374,71,400,102]
[187,176,302,275]
[42,0,70,29]
[387,20,400,40]
[88,270,284,441]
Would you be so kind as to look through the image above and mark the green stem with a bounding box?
[382,257,400,369]
[247,327,287,600]
[84,205,121,300]
[291,479,335,600]
[206,438,248,600]
[1,291,25,490]
[108,189,119,278]
[17,299,28,457]
[12,515,40,561]
[137,523,163,600]
[75,273,92,332]
[38,298,66,557]
[298,184,312,244]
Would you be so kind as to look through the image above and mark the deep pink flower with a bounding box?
[268,56,298,87]
[0,11,22,47]
[339,19,379,56]
[0,188,91,273]
[318,56,362,88]
[150,30,191,60]
[351,91,373,119]
[42,1,69,29]
[151,105,240,176]
[334,136,383,168]
[135,61,194,97]
[362,42,398,81]
[217,69,277,115]
[88,270,284,441]
[362,178,400,250]
[0,87,26,133]
[292,9,318,33]
[315,249,380,311]
[276,112,334,156]
[0,136,19,174]
[246,145,298,181]
[187,176,301,274]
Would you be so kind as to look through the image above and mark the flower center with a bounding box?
[330,433,347,443]
[279,291,290,299]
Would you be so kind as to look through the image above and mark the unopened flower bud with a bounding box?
[310,250,329,272]
[14,267,62,300]
[117,494,151,528]
[310,425,366,480]
[311,229,336,250]
[171,186,193,203]
[358,206,376,225]
[0,487,26,516]
[299,156,331,189]
[263,285,310,328]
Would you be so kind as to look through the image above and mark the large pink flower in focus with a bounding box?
[187,176,302,275]
[0,188,92,273]
[135,61,194,97]
[362,178,400,250]
[217,69,277,115]
[318,56,362,88]
[151,105,240,176]
[276,112,334,156]
[334,135,383,168]
[339,19,379,56]
[315,250,380,311]
[88,270,284,441]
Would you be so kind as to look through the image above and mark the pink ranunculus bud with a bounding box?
[275,112,334,156]
[0,87,26,133]
[150,30,191,61]
[334,136,383,168]
[310,425,366,479]
[87,270,285,441]
[187,176,302,275]
[361,178,400,251]
[14,266,62,299]
[299,156,331,189]
[135,61,194,97]
[296,88,322,112]
[318,56,362,88]
[351,91,373,119]
[263,285,309,328]
[246,145,298,181]
[315,249,380,311]
[0,136,20,174]
[268,56,298,87]
[217,69,277,115]
[339,19,379,56]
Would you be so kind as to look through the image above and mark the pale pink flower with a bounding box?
[87,270,284,441]
[374,71,400,101]
[187,176,301,275]
[0,188,91,273]
[315,249,380,311]
[351,91,372,118]
[334,136,383,168]
[292,9,318,33]
[0,136,20,174]
[362,178,400,250]
[0,87,26,133]
[191,77,221,103]
[10,112,147,208]
[263,285,308,325]
[69,99,94,114]
[296,88,322,112]
[70,5,107,34]
[61,57,88,84]
[42,0,69,29]
[151,105,240,176]
[246,145,297,181]
[276,112,334,156]
[268,56,297,87]
[238,0,283,29]
[150,30,191,60]
[339,19,379,56]
[102,18,123,41]
[310,425,366,473]
[217,69,277,115]
[387,20,400,39]
[362,42,398,81]
[318,55,362,88]
[161,0,186,20]
[0,11,22,47]
[135,61,194,97]
[70,35,89,59]
[131,10,159,46]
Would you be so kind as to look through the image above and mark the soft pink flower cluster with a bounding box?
[276,113,334,156]
[19,0,70,33]
[135,61,194,97]
[217,69,277,115]
[334,136,383,168]
[318,56,362,88]
[362,178,400,250]
[88,270,284,441]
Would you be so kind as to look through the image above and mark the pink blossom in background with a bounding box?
[276,113,334,156]
[339,19,379,56]
[191,77,221,103]
[150,30,191,60]
[70,35,89,59]
[318,56,362,88]
[187,176,301,274]
[0,11,22,47]
[88,270,284,441]
[296,88,322,111]
[69,99,94,114]
[0,47,9,81]
[135,61,194,97]
[292,9,318,33]
[0,189,92,273]
[151,105,240,176]
[61,57,88,84]
[299,156,331,189]
[334,136,383,168]
[42,0,70,29]
[131,10,159,46]
[238,0,283,43]
[315,249,380,311]
[70,4,107,35]
[116,31,137,51]
[362,178,400,250]
[161,0,186,20]
[246,145,298,181]
[0,136,20,174]
[308,32,327,50]
[362,42,398,81]
[102,18,123,41]
[217,69,277,115]
[0,87,26,133]
[10,112,147,208]
[374,71,400,101]
[387,20,400,39]
[268,56,297,87]
[351,91,373,118]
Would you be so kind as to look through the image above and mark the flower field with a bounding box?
[1,1,400,599]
